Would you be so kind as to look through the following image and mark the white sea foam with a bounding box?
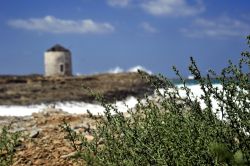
[127,65,153,75]
[108,66,124,74]
[156,84,222,110]
[0,97,138,116]
[0,84,223,117]
[177,84,222,111]
[107,65,152,74]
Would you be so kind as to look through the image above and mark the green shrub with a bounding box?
[0,126,21,166]
[63,36,250,165]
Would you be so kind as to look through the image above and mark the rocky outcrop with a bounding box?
[0,73,153,105]
[0,108,98,165]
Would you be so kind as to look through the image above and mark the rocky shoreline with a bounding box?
[0,73,153,105]
[0,72,153,165]
[0,108,98,165]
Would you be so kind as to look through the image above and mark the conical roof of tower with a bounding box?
[46,44,70,52]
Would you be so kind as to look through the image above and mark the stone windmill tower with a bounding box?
[44,44,72,76]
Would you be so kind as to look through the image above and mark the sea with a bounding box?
[170,78,221,86]
[0,78,222,117]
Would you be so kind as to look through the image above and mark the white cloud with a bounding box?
[8,16,115,34]
[141,0,205,17]
[141,22,158,33]
[107,0,131,7]
[181,17,250,38]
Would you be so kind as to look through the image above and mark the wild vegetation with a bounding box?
[0,126,21,166]
[62,36,250,165]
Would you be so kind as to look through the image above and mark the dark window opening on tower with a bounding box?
[60,64,64,72]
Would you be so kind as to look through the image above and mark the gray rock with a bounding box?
[30,129,40,138]
[22,116,34,121]
[11,127,26,133]
[60,151,77,159]
[73,123,89,130]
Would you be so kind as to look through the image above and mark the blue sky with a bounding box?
[0,0,249,77]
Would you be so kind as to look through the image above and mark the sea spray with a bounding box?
[0,84,222,116]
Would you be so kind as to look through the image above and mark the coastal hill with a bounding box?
[0,72,153,165]
[0,72,153,105]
